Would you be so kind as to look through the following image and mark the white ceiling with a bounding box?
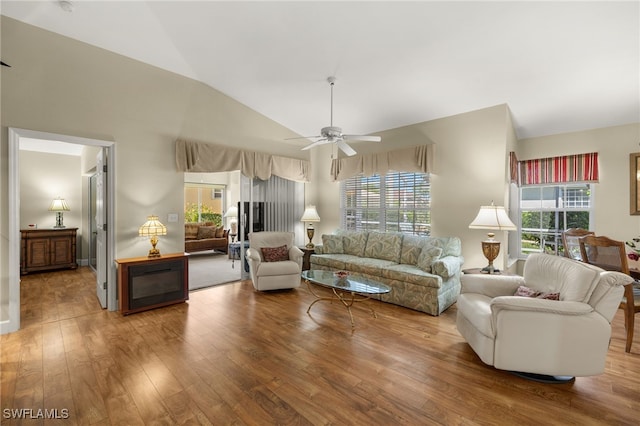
[2,1,638,140]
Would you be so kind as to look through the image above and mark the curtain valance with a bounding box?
[330,144,435,181]
[511,151,599,186]
[175,139,310,182]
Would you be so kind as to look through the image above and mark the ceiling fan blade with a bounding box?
[343,135,382,142]
[285,135,322,141]
[301,139,330,151]
[337,140,357,156]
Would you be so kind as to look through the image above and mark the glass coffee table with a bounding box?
[302,269,391,328]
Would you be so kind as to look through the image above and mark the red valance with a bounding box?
[513,152,599,186]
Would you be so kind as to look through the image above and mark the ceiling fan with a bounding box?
[290,76,381,157]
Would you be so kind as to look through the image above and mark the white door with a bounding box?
[95,149,107,308]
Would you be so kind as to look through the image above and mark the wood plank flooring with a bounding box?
[1,267,639,425]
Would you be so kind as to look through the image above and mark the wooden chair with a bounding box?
[579,235,640,352]
[561,228,594,260]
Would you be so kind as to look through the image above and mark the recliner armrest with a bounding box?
[461,274,525,298]
[289,246,304,262]
[246,248,262,263]
[491,296,593,316]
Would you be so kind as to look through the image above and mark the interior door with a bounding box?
[89,173,98,271]
[95,149,107,308]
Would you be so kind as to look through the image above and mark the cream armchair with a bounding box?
[246,232,303,291]
[457,253,630,382]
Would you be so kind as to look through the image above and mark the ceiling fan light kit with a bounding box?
[294,76,381,157]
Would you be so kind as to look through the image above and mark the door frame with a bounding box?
[3,128,117,334]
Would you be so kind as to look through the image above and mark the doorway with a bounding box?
[3,128,116,335]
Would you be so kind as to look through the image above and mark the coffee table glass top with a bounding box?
[302,270,391,295]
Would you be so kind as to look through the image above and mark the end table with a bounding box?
[300,247,315,271]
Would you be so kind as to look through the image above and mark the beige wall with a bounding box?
[0,17,305,263]
[307,104,514,270]
[517,123,640,242]
[2,16,639,315]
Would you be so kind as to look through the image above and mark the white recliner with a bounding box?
[457,253,631,381]
[246,232,303,291]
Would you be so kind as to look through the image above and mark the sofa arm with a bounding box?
[313,244,324,254]
[431,255,463,279]
[461,274,525,298]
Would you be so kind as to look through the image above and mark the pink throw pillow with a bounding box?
[261,245,289,262]
[514,285,560,300]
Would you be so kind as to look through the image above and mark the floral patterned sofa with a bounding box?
[310,230,464,315]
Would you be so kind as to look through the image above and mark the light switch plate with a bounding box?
[167,213,178,223]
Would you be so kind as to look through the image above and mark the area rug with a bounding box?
[188,251,243,291]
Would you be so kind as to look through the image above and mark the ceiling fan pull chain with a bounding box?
[329,78,334,127]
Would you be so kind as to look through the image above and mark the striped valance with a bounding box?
[513,152,599,186]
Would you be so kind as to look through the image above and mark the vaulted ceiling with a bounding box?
[2,1,638,143]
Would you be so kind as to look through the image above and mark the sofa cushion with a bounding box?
[197,226,216,239]
[339,231,369,256]
[417,245,443,273]
[215,226,225,238]
[382,264,442,288]
[261,245,289,262]
[437,237,463,257]
[322,234,344,254]
[364,232,402,262]
[400,234,425,265]
[185,223,200,240]
[310,254,359,270]
[345,257,398,276]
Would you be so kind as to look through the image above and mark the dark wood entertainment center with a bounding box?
[115,252,189,315]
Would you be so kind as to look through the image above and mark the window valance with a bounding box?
[330,144,435,181]
[512,151,599,186]
[175,139,310,182]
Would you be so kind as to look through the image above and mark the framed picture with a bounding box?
[630,153,640,215]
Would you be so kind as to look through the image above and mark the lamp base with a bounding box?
[480,239,501,275]
[306,225,315,249]
[481,265,501,274]
[148,236,161,258]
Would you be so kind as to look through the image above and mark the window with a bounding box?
[184,183,225,224]
[519,183,593,256]
[341,172,430,235]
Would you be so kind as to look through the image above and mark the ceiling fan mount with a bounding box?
[288,76,381,156]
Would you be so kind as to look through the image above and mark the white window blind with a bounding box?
[341,172,431,235]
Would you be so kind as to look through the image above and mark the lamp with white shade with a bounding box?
[223,205,239,241]
[300,205,321,248]
[49,197,70,228]
[139,215,167,258]
[469,202,517,274]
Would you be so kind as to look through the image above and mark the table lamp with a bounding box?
[139,215,167,258]
[49,197,70,228]
[469,202,516,274]
[300,205,321,248]
[223,205,238,241]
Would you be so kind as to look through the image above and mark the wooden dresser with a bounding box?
[20,228,78,275]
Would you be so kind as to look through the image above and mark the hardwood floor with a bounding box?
[2,267,639,425]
